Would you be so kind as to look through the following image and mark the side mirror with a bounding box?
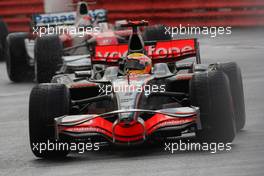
[75,70,91,78]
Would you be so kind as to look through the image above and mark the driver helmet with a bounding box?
[125,53,152,75]
[77,15,92,27]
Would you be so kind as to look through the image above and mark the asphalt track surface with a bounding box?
[0,28,264,176]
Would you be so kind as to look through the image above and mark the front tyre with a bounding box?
[218,62,246,131]
[29,84,70,158]
[191,68,236,143]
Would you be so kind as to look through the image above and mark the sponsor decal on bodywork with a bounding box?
[33,12,77,27]
[93,39,196,63]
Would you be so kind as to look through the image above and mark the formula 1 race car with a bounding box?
[6,1,169,83]
[0,18,8,61]
[29,20,245,158]
[5,1,109,83]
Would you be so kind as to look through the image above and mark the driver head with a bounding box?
[125,53,152,75]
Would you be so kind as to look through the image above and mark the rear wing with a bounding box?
[92,39,201,64]
[32,9,107,28]
[32,12,77,27]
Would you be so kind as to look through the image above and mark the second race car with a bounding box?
[6,1,170,83]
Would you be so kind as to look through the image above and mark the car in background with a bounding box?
[6,1,170,83]
[6,1,108,82]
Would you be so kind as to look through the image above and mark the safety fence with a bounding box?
[90,0,264,27]
[1,0,263,32]
[0,0,43,32]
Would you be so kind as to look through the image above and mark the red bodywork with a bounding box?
[56,108,199,143]
[93,39,197,64]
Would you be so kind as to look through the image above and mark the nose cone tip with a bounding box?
[119,115,135,125]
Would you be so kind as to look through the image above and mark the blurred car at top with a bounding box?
[5,1,170,83]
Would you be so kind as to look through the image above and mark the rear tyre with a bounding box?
[0,19,8,61]
[35,35,63,83]
[6,32,33,82]
[190,68,236,143]
[219,62,245,131]
[143,25,172,41]
[29,84,70,158]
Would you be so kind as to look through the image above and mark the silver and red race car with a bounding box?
[29,21,245,158]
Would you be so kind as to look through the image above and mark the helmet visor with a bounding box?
[125,59,145,70]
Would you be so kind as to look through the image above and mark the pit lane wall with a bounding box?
[0,0,264,32]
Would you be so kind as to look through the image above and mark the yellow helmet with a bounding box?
[125,53,152,75]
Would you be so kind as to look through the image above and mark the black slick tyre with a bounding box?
[190,68,236,143]
[29,83,70,158]
[219,62,245,131]
[6,32,33,82]
[35,35,63,83]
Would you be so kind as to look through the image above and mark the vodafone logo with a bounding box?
[146,45,194,58]
[96,45,194,59]
[95,40,196,60]
[96,50,127,59]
